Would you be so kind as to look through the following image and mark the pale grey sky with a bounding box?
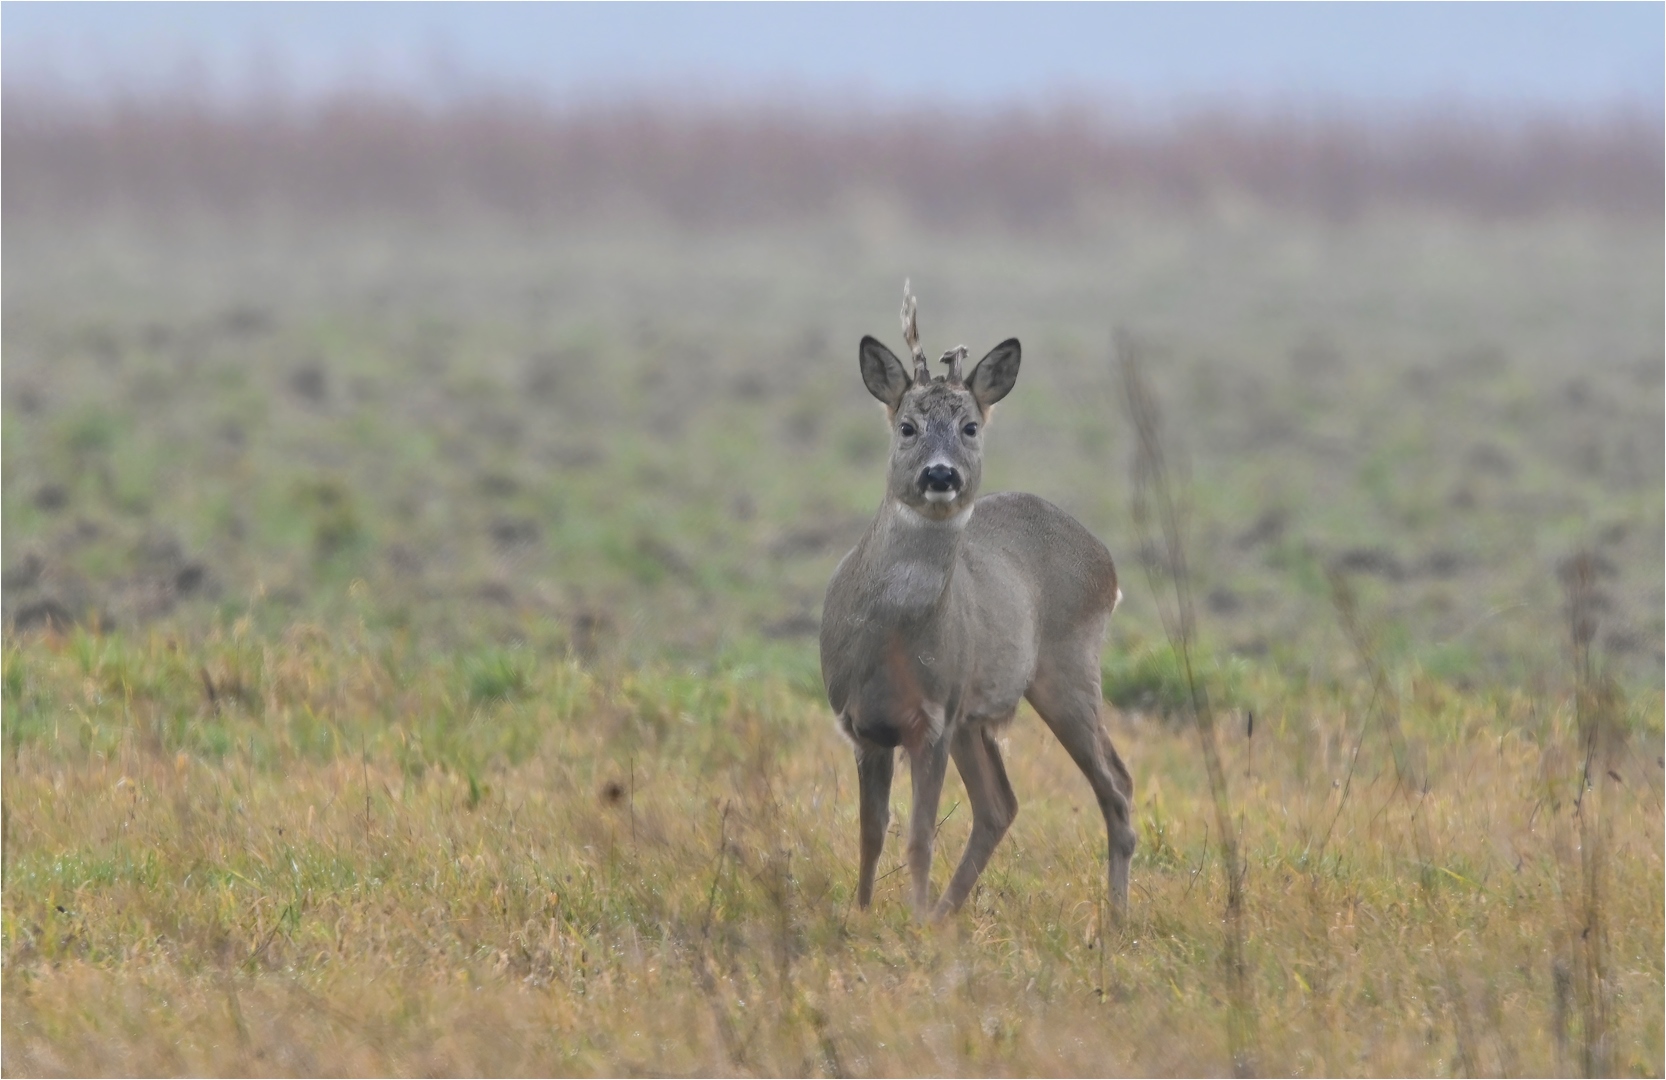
[4,2,1661,112]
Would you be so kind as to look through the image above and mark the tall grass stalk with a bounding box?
[1564,550,1616,1077]
[1118,329,1258,1076]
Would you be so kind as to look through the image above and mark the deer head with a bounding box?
[857,284,1020,522]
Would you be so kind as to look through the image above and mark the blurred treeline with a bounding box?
[6,91,1661,225]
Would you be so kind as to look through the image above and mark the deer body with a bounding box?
[821,294,1137,920]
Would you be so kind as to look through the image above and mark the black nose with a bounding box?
[921,465,962,492]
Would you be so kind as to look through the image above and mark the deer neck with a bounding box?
[862,498,973,620]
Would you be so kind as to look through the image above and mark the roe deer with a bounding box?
[821,283,1137,921]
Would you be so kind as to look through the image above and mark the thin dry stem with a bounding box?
[1118,328,1259,1076]
[1563,550,1615,1077]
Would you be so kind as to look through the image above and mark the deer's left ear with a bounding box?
[968,338,1020,413]
[859,335,912,411]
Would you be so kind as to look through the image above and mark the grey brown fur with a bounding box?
[820,288,1137,920]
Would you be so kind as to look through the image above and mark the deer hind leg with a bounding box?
[1027,668,1138,916]
[854,740,895,909]
[933,723,1019,920]
[904,736,952,917]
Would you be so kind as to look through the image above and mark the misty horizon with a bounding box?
[5,2,1661,118]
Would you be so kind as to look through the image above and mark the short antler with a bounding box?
[900,279,931,384]
[939,345,968,385]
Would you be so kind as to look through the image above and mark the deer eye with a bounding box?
[962,421,979,437]
[898,421,918,438]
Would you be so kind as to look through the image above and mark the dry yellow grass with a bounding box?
[2,628,1661,1076]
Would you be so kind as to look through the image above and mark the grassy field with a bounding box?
[2,627,1661,1075]
[3,101,1664,1075]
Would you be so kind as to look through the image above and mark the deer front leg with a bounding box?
[905,735,952,917]
[854,740,895,909]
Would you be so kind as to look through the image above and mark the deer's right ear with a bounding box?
[968,338,1021,414]
[859,336,912,411]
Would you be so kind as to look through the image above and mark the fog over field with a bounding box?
[5,94,1662,683]
[3,65,1662,1077]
